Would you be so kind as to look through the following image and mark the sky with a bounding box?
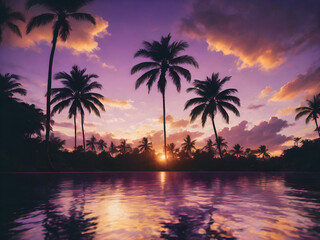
[1,0,320,155]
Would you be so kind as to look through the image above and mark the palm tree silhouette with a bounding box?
[185,73,240,159]
[257,145,270,159]
[96,139,107,152]
[109,141,118,157]
[230,144,243,158]
[202,139,215,158]
[51,65,105,150]
[0,73,26,101]
[293,137,301,147]
[181,135,196,157]
[0,0,25,43]
[245,148,252,157]
[86,135,97,152]
[295,94,320,137]
[214,136,228,154]
[166,143,176,159]
[26,0,96,143]
[131,33,198,164]
[118,139,131,155]
[138,137,152,153]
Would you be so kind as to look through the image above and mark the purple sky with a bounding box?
[1,0,320,154]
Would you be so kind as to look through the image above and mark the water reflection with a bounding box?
[0,172,319,239]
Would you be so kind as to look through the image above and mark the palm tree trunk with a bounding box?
[45,28,59,142]
[314,116,320,137]
[81,114,86,151]
[74,114,77,150]
[211,117,223,159]
[45,27,59,170]
[162,91,168,169]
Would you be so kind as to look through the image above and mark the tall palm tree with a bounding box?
[0,0,25,43]
[131,34,198,163]
[181,135,196,156]
[26,0,96,143]
[109,141,118,157]
[295,94,320,137]
[230,144,243,158]
[257,145,270,159]
[118,139,131,155]
[185,73,240,159]
[138,137,152,153]
[86,135,96,152]
[0,73,26,101]
[245,148,252,157]
[293,137,301,147]
[51,65,105,150]
[202,139,215,157]
[96,139,107,152]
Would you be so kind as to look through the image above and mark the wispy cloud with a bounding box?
[103,97,134,109]
[248,104,265,110]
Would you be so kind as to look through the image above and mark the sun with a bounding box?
[160,154,166,161]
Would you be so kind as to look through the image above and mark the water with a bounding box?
[0,172,319,240]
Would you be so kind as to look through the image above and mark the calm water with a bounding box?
[0,172,320,240]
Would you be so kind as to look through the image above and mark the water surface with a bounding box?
[1,172,320,239]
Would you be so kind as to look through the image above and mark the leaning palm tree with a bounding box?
[86,135,96,152]
[109,141,118,157]
[0,73,26,101]
[138,137,152,153]
[131,34,198,163]
[96,139,107,152]
[51,65,105,150]
[230,144,243,158]
[118,139,131,155]
[295,94,320,137]
[185,73,240,159]
[0,0,25,43]
[181,135,196,156]
[257,145,270,159]
[26,0,96,143]
[293,137,301,147]
[202,139,215,157]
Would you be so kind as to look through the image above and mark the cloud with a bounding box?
[216,117,293,151]
[157,115,189,128]
[276,106,296,116]
[259,86,273,99]
[271,65,320,101]
[102,98,133,109]
[248,104,265,110]
[180,0,320,70]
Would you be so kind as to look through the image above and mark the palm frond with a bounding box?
[131,62,160,74]
[26,13,55,34]
[69,12,96,25]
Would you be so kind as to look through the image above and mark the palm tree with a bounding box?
[245,148,252,157]
[48,133,65,151]
[0,73,26,101]
[96,139,107,152]
[257,145,270,159]
[0,0,25,43]
[131,34,198,163]
[51,65,105,150]
[26,0,96,143]
[202,139,215,158]
[181,135,196,156]
[185,73,240,159]
[230,144,243,158]
[118,139,131,155]
[293,137,301,147]
[138,137,152,153]
[166,143,176,159]
[109,141,118,157]
[214,136,228,154]
[86,135,96,152]
[295,94,320,137]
